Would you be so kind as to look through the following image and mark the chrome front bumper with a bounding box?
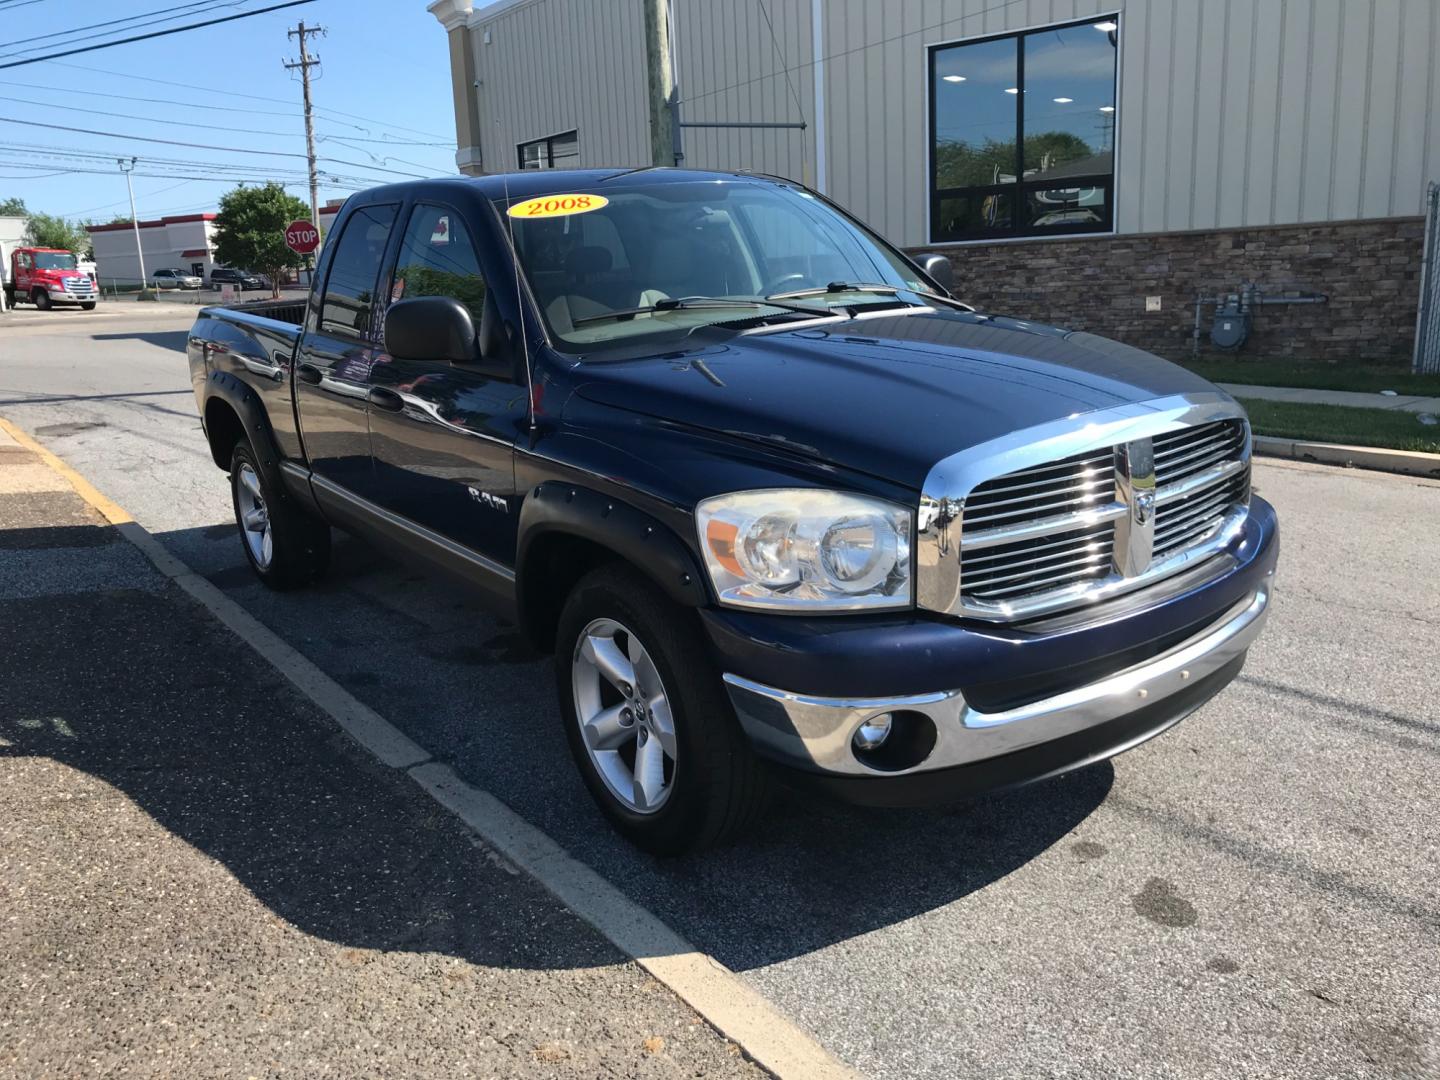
[723,578,1271,778]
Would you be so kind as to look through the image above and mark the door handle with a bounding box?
[296,362,322,385]
[367,386,404,412]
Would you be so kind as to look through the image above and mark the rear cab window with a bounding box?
[318,204,399,340]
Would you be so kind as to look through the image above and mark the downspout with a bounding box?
[811,0,826,193]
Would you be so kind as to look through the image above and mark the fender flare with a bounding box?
[516,482,709,616]
[202,369,287,490]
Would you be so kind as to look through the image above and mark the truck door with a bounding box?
[293,203,399,492]
[365,202,525,567]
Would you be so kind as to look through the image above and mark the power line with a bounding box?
[43,59,453,141]
[0,0,318,72]
[0,115,313,157]
[0,1,235,61]
[0,93,307,139]
[0,77,453,145]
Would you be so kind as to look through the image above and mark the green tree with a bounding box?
[0,196,26,216]
[25,213,93,259]
[212,182,311,298]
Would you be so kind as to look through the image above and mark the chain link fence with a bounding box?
[1414,182,1440,374]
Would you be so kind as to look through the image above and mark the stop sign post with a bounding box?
[284,220,320,255]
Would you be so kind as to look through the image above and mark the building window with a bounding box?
[518,130,579,170]
[928,15,1118,243]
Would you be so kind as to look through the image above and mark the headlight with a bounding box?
[696,489,912,611]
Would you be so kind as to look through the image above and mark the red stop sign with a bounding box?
[284,220,320,255]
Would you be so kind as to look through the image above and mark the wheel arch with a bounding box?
[516,484,709,653]
[201,370,292,504]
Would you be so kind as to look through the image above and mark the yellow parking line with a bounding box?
[0,416,134,525]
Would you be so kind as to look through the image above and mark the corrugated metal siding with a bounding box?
[459,0,1440,246]
[468,0,649,171]
[671,0,815,184]
[712,0,1438,244]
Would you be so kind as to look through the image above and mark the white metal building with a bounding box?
[428,0,1440,361]
[86,213,220,288]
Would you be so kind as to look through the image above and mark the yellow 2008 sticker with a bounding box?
[506,193,609,219]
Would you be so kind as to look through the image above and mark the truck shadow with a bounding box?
[90,330,191,352]
[1,524,1111,975]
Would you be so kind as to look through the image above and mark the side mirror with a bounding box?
[918,254,955,296]
[384,296,477,364]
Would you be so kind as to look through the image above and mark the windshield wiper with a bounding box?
[766,281,905,300]
[572,295,827,327]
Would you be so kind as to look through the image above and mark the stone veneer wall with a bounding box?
[909,216,1425,364]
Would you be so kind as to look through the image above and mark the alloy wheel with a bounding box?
[571,617,678,814]
[236,462,273,569]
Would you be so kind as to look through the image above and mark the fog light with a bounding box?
[853,713,893,750]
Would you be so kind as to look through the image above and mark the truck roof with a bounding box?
[343,167,789,207]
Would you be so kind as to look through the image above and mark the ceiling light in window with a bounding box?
[943,75,966,83]
[1053,97,1074,103]
[1004,87,1020,94]
[1098,105,1116,113]
[1094,20,1118,31]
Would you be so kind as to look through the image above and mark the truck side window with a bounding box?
[391,204,486,321]
[319,204,398,340]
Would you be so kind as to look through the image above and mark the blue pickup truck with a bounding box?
[187,168,1277,854]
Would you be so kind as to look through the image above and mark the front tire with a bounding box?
[229,440,330,589]
[80,302,96,311]
[32,289,50,311]
[555,564,771,855]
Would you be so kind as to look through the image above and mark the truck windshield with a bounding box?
[497,177,930,353]
[34,252,78,270]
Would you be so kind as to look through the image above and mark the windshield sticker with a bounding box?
[506,193,609,219]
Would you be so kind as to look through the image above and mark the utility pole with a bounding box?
[118,157,154,300]
[285,20,325,235]
[642,0,677,167]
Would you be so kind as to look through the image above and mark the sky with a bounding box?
[0,0,458,223]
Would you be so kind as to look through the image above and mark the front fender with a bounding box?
[516,483,709,611]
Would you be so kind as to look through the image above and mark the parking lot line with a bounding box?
[2,412,862,1080]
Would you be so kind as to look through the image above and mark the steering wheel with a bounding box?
[760,272,809,297]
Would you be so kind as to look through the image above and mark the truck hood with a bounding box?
[569,308,1223,491]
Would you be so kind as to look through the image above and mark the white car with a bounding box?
[152,268,203,290]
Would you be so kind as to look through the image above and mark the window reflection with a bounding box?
[930,17,1118,242]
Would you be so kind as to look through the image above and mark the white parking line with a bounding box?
[2,414,862,1080]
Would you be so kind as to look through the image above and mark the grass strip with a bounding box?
[1237,397,1440,454]
[1182,359,1440,396]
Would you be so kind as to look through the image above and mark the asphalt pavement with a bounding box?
[0,420,762,1079]
[1,309,1437,1079]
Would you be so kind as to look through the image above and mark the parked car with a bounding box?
[152,267,203,290]
[186,171,1278,854]
[209,267,265,291]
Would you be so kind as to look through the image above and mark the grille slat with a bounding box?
[958,418,1249,616]
[968,563,1114,599]
[964,547,1114,590]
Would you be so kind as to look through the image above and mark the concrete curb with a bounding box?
[1,413,862,1080]
[1252,435,1440,478]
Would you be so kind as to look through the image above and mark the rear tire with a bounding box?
[228,440,330,590]
[555,564,772,855]
[32,289,50,311]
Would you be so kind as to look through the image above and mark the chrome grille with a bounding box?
[957,418,1249,618]
[961,450,1116,601]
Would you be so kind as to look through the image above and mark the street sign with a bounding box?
[284,220,320,255]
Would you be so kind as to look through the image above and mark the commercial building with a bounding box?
[86,213,219,288]
[428,0,1440,363]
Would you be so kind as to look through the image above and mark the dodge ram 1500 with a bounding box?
[187,169,1277,854]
